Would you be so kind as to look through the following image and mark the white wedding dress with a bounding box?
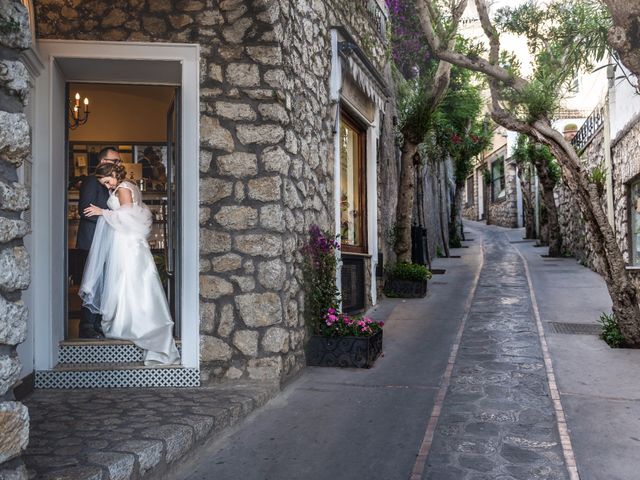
[79,181,180,365]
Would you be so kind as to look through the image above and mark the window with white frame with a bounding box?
[491,157,506,201]
[630,180,640,265]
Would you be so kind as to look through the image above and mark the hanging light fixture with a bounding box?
[68,92,90,130]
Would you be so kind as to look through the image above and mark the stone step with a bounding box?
[35,363,199,389]
[58,339,182,364]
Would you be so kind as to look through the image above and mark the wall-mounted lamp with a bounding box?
[69,92,90,130]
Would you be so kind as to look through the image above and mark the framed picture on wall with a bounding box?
[73,153,88,177]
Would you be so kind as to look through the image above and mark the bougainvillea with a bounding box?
[385,0,433,77]
[319,308,384,338]
[301,225,341,335]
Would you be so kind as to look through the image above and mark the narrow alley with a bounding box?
[168,222,638,480]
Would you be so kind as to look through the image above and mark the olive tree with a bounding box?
[512,134,562,256]
[389,0,467,263]
[418,0,640,345]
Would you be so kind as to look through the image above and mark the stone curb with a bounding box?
[23,382,280,479]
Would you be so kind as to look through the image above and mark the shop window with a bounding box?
[340,113,367,253]
[491,157,506,202]
[630,180,640,265]
[466,175,474,206]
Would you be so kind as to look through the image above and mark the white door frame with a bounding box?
[477,167,485,220]
[31,40,200,369]
[329,30,381,307]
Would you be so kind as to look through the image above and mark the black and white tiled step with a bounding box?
[58,339,182,364]
[35,340,199,389]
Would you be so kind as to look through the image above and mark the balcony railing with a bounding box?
[571,104,605,152]
[358,0,388,39]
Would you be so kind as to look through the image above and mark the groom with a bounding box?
[77,146,121,339]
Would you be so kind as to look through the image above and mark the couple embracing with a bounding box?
[77,147,180,365]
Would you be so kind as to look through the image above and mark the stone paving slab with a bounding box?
[423,229,570,480]
[22,382,279,479]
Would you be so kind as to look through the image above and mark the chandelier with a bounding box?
[68,92,90,130]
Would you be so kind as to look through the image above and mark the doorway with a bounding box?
[65,83,181,340]
[28,41,200,377]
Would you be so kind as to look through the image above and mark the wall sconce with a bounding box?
[68,92,90,130]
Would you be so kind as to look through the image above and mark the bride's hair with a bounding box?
[95,162,126,182]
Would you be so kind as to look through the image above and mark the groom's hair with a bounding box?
[98,146,119,163]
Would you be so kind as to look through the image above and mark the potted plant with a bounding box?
[384,262,432,298]
[306,309,384,368]
[302,225,384,368]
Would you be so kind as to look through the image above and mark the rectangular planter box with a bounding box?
[306,330,383,368]
[385,277,427,298]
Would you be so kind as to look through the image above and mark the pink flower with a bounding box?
[378,321,385,327]
[328,308,336,314]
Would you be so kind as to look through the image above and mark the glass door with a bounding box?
[166,89,181,336]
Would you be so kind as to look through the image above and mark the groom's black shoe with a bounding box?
[79,326,105,339]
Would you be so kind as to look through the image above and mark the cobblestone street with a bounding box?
[22,222,640,479]
[422,228,569,479]
[170,222,581,480]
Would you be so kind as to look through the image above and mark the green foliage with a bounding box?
[436,245,444,258]
[427,49,492,185]
[449,235,462,249]
[587,161,607,193]
[387,262,433,281]
[512,134,561,184]
[301,225,341,335]
[395,68,438,143]
[598,312,625,348]
[482,167,492,185]
[495,0,612,121]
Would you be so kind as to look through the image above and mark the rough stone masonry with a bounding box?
[0,2,33,478]
[32,0,398,384]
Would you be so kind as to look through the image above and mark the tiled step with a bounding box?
[38,340,197,389]
[52,361,182,371]
[58,339,182,364]
[35,363,199,389]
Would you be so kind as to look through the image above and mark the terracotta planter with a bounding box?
[306,330,383,368]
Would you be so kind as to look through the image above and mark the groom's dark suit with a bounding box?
[77,174,110,337]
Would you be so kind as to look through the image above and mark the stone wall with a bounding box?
[462,172,478,221]
[487,159,519,228]
[555,130,604,268]
[557,120,640,277]
[33,0,394,383]
[0,2,32,477]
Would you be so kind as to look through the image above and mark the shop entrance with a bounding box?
[65,83,181,340]
[26,41,200,387]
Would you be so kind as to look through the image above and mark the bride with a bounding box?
[80,162,180,365]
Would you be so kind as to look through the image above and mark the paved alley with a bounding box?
[174,223,576,480]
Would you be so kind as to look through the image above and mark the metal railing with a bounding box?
[571,104,605,152]
[358,0,388,39]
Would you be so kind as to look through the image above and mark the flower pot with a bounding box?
[306,330,383,368]
[385,277,427,298]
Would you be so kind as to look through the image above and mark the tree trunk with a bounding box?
[395,140,418,263]
[418,0,640,344]
[437,159,451,257]
[516,165,536,239]
[528,119,640,345]
[531,157,562,256]
[449,178,464,247]
[603,1,640,82]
